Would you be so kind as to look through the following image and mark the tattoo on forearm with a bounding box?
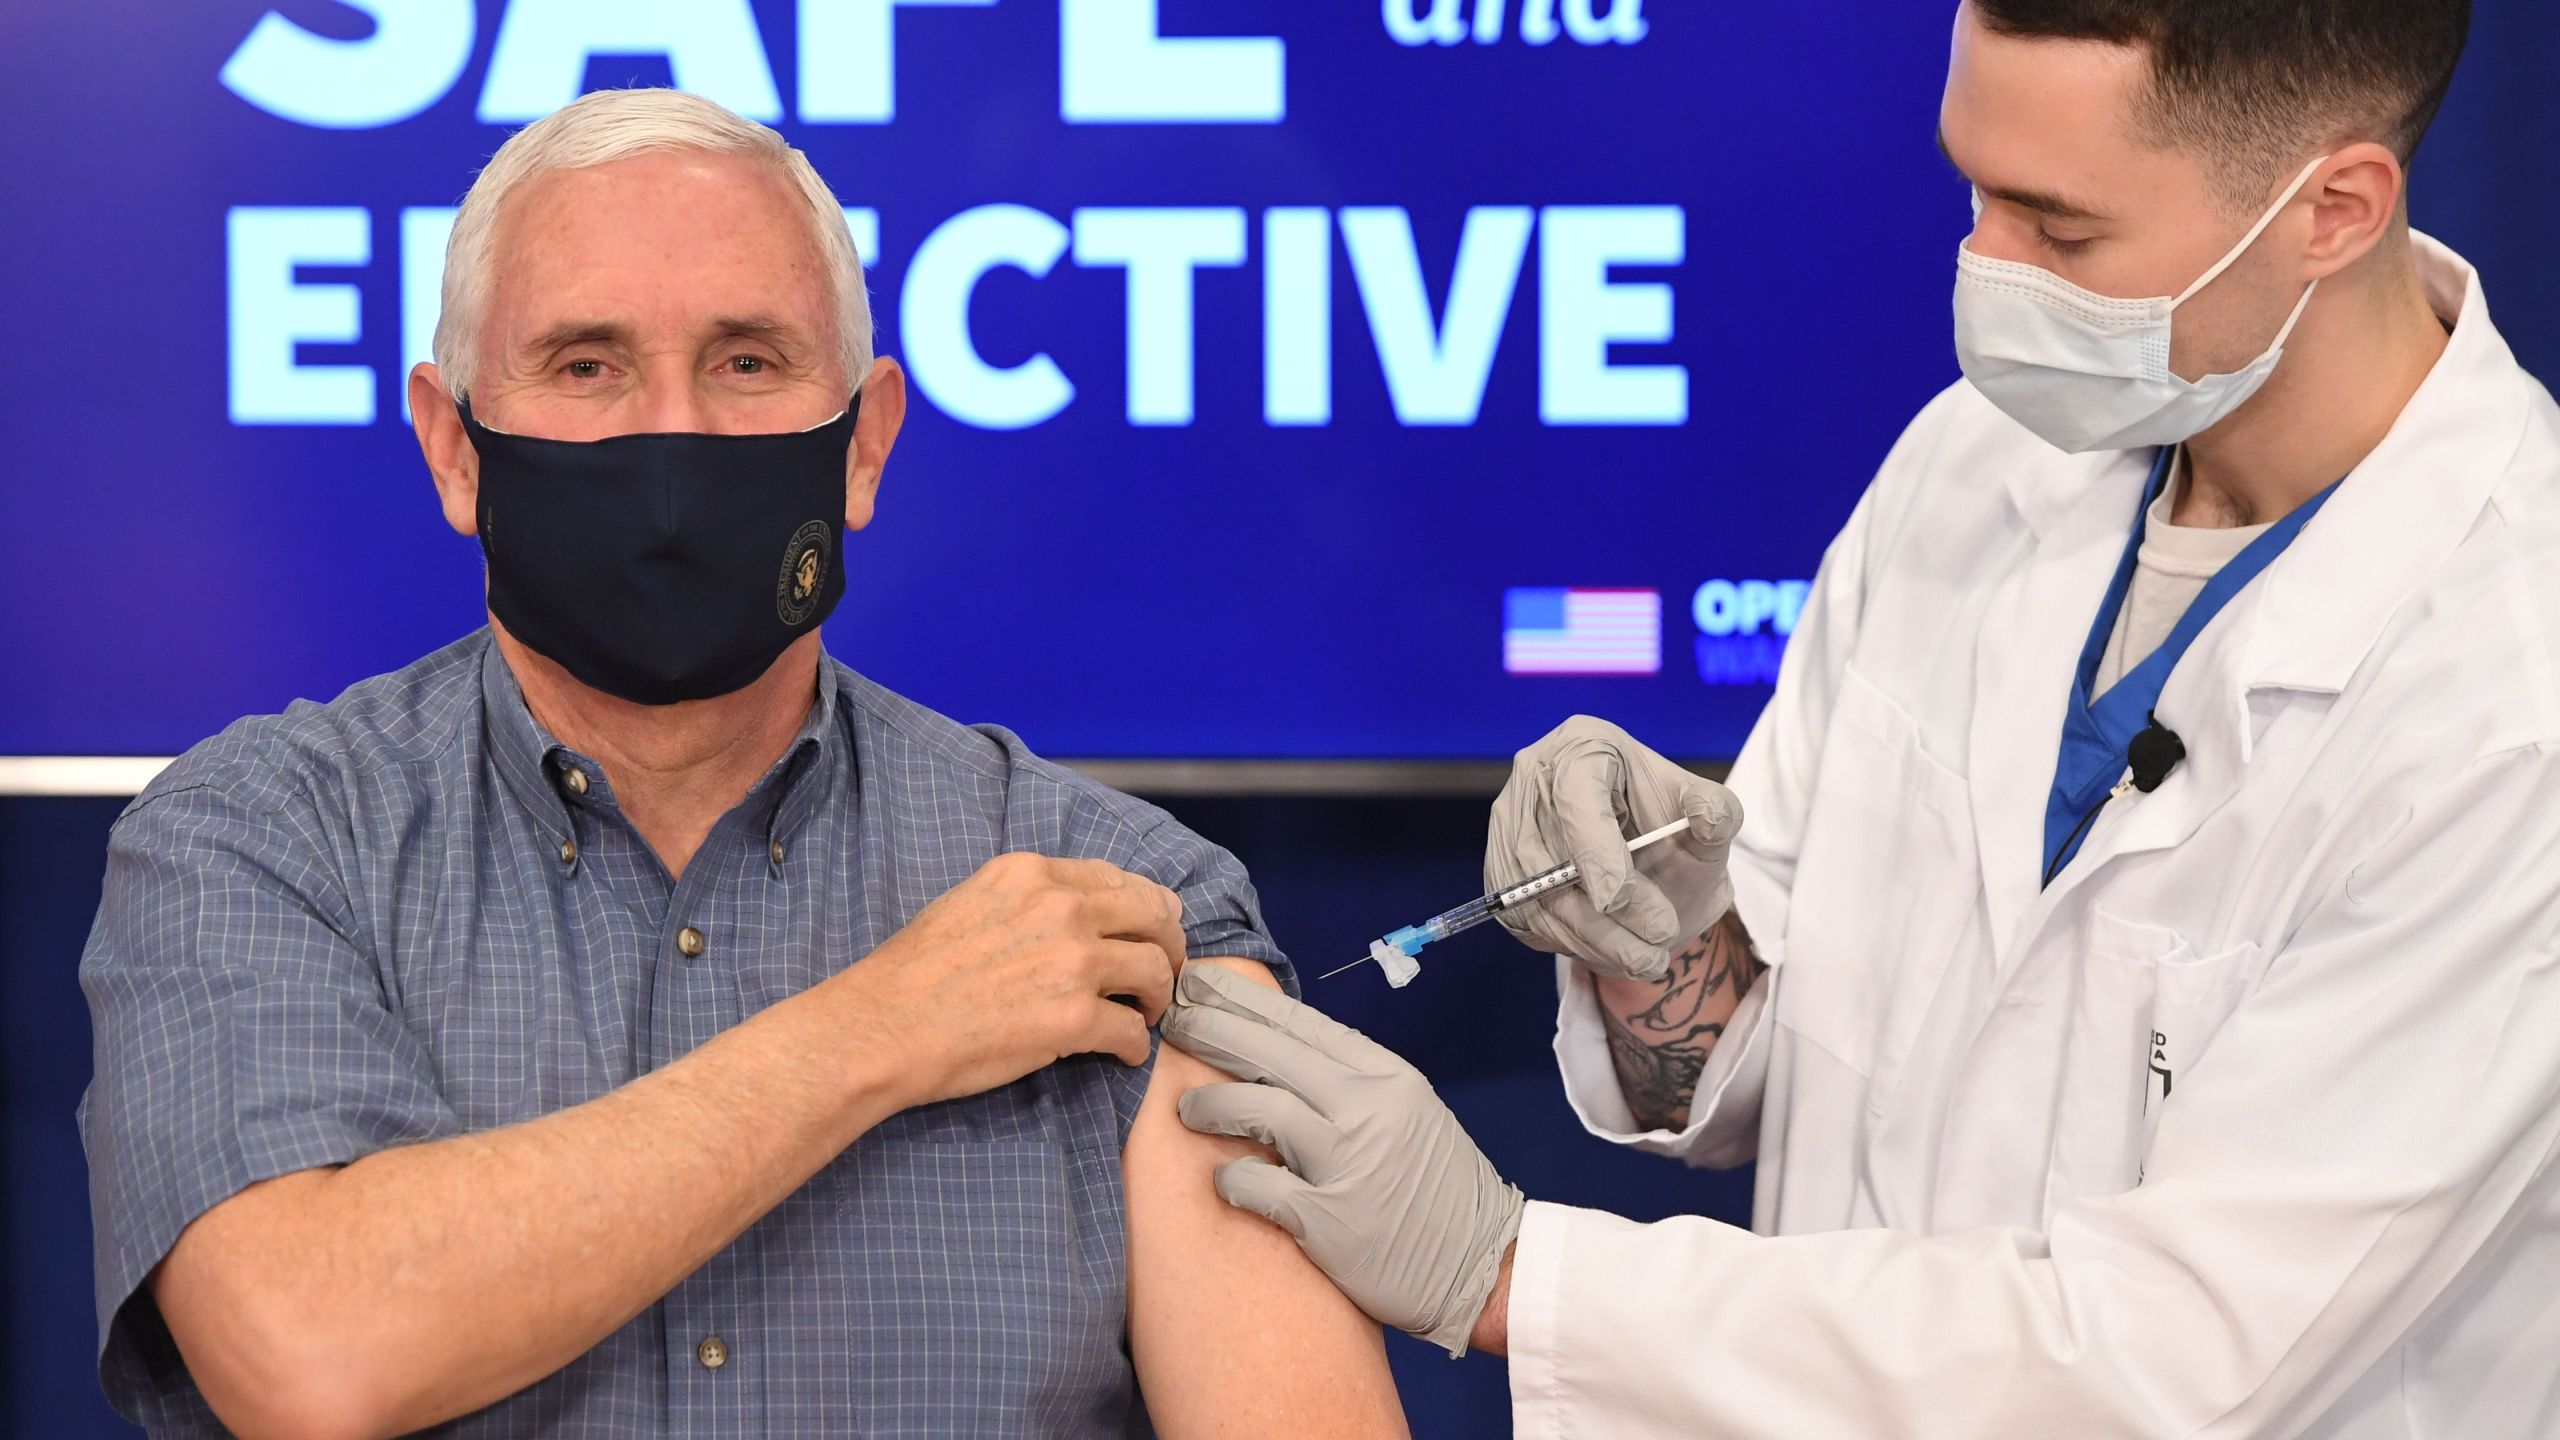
[1601,910,1765,1131]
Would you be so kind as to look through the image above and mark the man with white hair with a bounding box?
[79,88,1407,1438]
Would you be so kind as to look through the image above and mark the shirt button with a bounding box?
[563,767,590,797]
[695,1335,728,1370]
[769,839,786,865]
[557,838,577,864]
[677,926,706,959]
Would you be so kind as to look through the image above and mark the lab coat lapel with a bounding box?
[1968,448,2157,968]
[2030,234,2527,910]
[2241,236,2530,696]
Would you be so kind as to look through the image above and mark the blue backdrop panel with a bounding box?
[7,4,2547,762]
[3,0,1954,761]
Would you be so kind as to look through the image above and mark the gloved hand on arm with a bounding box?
[1487,715,1743,981]
[1159,965,1524,1357]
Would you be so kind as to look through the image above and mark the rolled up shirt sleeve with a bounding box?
[79,759,459,1407]
[1054,779,1294,1142]
[1129,818,1292,995]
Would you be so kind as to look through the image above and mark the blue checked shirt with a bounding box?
[79,631,1292,1436]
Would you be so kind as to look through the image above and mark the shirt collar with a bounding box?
[479,633,848,851]
[760,658,844,852]
[481,637,575,837]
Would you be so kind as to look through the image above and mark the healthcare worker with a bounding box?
[1162,1,2560,1435]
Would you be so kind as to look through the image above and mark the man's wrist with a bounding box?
[1467,1241,1516,1356]
[798,968,930,1130]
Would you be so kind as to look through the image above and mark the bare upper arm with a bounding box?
[1124,958,1410,1440]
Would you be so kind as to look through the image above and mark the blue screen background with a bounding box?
[0,0,1983,760]
[0,3,2551,766]
[10,2,2549,763]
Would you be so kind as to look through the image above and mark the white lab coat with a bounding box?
[1513,235,2560,1439]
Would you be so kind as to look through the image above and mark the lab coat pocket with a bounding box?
[2045,907,2256,1212]
[1777,666,1980,1107]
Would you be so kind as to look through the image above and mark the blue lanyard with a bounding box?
[2040,450,2341,886]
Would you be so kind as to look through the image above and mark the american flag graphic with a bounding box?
[1502,587,1662,676]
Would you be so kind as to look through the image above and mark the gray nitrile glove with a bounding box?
[1487,715,1743,981]
[1160,965,1524,1357]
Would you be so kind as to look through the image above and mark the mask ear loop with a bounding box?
[2256,273,2324,354]
[2171,154,2333,309]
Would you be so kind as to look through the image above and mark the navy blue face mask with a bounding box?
[459,396,859,705]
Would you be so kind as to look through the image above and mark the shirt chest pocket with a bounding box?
[1774,666,1982,1110]
[2043,906,2258,1209]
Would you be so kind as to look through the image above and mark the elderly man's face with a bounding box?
[470,150,848,439]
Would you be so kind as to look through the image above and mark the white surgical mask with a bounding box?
[1954,155,2330,454]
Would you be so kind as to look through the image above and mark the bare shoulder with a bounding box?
[1129,956,1289,1192]
[1122,958,1408,1440]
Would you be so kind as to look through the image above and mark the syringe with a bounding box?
[1317,818,1696,986]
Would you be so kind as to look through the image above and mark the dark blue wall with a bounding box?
[3,799,130,1439]
[0,791,1749,1438]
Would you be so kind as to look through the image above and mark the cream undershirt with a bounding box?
[2094,449,2274,695]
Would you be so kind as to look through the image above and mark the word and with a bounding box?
[1382,0,1647,47]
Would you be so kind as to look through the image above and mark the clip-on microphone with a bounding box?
[2127,713,2187,794]
[2044,712,2188,888]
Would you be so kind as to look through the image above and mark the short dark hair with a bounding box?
[1970,0,2472,208]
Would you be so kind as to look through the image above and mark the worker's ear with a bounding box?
[2301,142,2405,282]
[411,364,479,538]
[845,357,906,534]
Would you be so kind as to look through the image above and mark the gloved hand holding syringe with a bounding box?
[1318,818,1696,986]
